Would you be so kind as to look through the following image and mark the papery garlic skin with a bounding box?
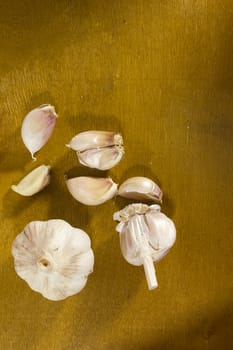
[118,177,163,203]
[114,204,176,290]
[66,176,118,205]
[12,219,94,301]
[66,131,124,170]
[11,165,51,196]
[21,104,57,160]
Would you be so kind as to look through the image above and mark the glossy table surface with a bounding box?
[0,1,232,349]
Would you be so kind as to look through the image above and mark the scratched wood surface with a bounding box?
[0,1,233,349]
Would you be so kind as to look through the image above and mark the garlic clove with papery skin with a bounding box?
[11,164,51,196]
[66,130,122,152]
[77,146,124,171]
[21,104,57,160]
[118,177,163,203]
[66,131,124,170]
[66,176,118,205]
[114,203,176,290]
[12,219,94,301]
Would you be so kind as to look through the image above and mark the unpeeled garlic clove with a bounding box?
[66,130,124,170]
[67,130,122,151]
[66,176,118,205]
[21,104,57,160]
[114,203,176,290]
[11,164,51,196]
[12,219,94,301]
[77,146,124,171]
[118,176,163,203]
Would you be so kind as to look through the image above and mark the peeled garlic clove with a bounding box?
[12,219,94,301]
[66,176,118,205]
[118,177,163,203]
[77,146,124,170]
[67,130,122,152]
[11,164,51,196]
[21,104,57,160]
[113,203,176,290]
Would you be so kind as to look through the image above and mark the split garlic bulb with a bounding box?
[114,203,176,290]
[21,104,57,160]
[12,219,94,301]
[118,176,163,203]
[11,165,51,196]
[66,176,118,205]
[66,131,124,170]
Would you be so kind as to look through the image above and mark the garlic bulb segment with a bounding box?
[21,104,57,160]
[77,146,124,171]
[118,177,163,203]
[66,131,124,170]
[12,219,94,301]
[11,164,51,196]
[66,176,118,205]
[67,130,122,151]
[114,203,176,290]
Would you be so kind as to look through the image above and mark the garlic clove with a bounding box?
[66,130,124,170]
[66,176,118,205]
[12,219,94,301]
[21,104,57,160]
[144,207,176,262]
[66,130,123,152]
[118,177,163,203]
[77,145,124,170]
[11,164,51,196]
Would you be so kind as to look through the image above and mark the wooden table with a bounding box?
[0,1,232,349]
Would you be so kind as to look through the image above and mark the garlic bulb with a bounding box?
[21,104,57,160]
[113,203,176,290]
[11,165,51,196]
[12,219,94,301]
[66,131,124,170]
[66,176,118,205]
[118,177,163,203]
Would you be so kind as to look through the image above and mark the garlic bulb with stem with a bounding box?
[66,130,124,170]
[118,176,163,203]
[12,219,94,301]
[66,176,118,205]
[114,203,176,290]
[21,104,57,160]
[11,164,51,196]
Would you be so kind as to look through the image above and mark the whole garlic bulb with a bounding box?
[113,204,176,290]
[12,219,94,301]
[21,104,57,160]
[66,131,124,170]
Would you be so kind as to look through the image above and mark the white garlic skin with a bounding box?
[118,177,163,202]
[11,164,51,196]
[114,204,176,290]
[21,104,57,160]
[66,176,118,205]
[66,131,124,170]
[12,219,94,301]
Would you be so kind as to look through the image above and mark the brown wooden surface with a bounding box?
[0,1,233,349]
